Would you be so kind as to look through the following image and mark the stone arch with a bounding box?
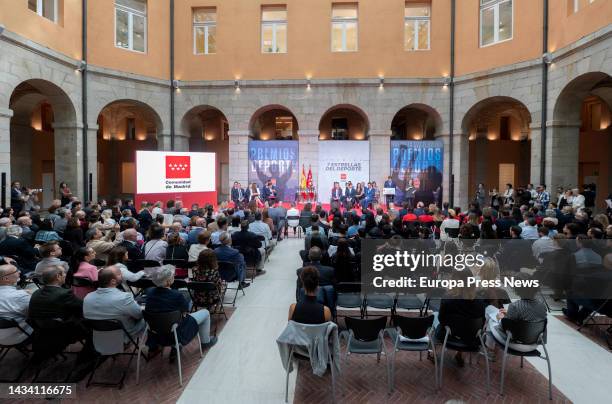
[8,79,79,208]
[318,103,370,140]
[248,104,300,140]
[391,103,444,140]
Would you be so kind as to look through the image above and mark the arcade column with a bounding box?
[228,130,249,189]
[53,122,84,201]
[298,130,319,189]
[0,108,12,207]
[369,130,391,187]
[547,121,581,190]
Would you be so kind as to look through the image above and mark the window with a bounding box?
[194,8,216,55]
[331,118,349,139]
[573,0,580,13]
[115,0,147,53]
[275,116,293,139]
[480,0,512,47]
[28,0,58,23]
[261,6,287,53]
[331,3,358,52]
[404,3,430,51]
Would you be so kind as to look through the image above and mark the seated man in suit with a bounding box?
[0,264,32,345]
[230,182,246,208]
[119,228,144,261]
[83,266,145,340]
[344,182,356,210]
[214,232,250,288]
[231,220,264,271]
[28,265,94,363]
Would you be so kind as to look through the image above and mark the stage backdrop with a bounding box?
[318,141,370,202]
[135,151,217,208]
[248,140,299,202]
[390,140,444,206]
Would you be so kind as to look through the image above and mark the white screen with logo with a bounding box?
[136,151,216,194]
[317,141,370,202]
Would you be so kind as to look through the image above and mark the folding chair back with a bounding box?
[143,310,182,338]
[72,276,97,289]
[0,317,30,346]
[84,319,131,356]
[501,318,546,345]
[218,261,238,282]
[444,316,485,347]
[393,314,433,340]
[136,259,162,268]
[444,228,460,238]
[345,316,387,342]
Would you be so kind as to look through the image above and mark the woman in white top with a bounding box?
[188,230,211,262]
[249,183,261,202]
[502,183,514,206]
[439,209,461,241]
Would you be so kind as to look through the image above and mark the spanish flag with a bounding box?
[300,164,307,189]
[306,165,313,188]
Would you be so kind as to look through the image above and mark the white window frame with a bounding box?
[193,9,216,55]
[574,0,580,12]
[404,4,431,51]
[261,8,287,54]
[114,1,147,53]
[479,0,513,48]
[331,6,358,52]
[30,0,58,23]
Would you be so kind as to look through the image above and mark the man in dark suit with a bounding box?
[28,265,94,363]
[119,228,143,261]
[344,181,356,209]
[384,176,396,208]
[231,220,264,271]
[0,225,38,273]
[214,232,250,288]
[296,247,336,291]
[231,182,246,208]
[495,209,517,238]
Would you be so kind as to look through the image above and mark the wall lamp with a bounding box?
[76,60,87,72]
[306,78,311,90]
[542,52,553,64]
[172,79,180,90]
[443,77,452,87]
[379,76,385,88]
[234,79,240,91]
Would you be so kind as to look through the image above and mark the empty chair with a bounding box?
[335,282,364,320]
[138,310,203,387]
[494,318,552,400]
[343,316,389,388]
[286,215,302,238]
[436,316,490,392]
[387,314,437,392]
[394,293,425,314]
[186,281,227,334]
[364,293,394,317]
[83,319,140,389]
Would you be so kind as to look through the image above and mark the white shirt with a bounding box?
[151,207,164,217]
[572,194,585,210]
[0,285,32,344]
[248,221,272,247]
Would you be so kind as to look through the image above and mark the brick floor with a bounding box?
[294,312,569,404]
[1,308,233,404]
[554,314,612,351]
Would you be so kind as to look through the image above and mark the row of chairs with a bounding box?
[283,315,552,403]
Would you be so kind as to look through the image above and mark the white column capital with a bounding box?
[369,130,392,137]
[0,108,13,119]
[228,130,250,137]
[297,129,319,137]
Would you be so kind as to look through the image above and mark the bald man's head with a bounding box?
[0,264,19,286]
[123,228,138,241]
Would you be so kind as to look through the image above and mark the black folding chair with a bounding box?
[83,319,140,389]
[363,293,394,318]
[334,282,364,321]
[394,293,425,315]
[436,316,490,393]
[126,278,156,299]
[91,258,106,268]
[138,310,202,386]
[444,228,460,239]
[342,316,388,387]
[218,261,245,306]
[186,281,227,335]
[0,318,31,382]
[27,317,85,383]
[72,276,98,289]
[387,314,437,391]
[494,318,552,400]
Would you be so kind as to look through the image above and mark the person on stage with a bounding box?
[404,178,416,209]
[262,180,278,204]
[371,182,380,205]
[248,182,261,203]
[355,182,365,209]
[362,182,375,209]
[330,182,343,209]
[231,182,245,208]
[383,175,396,208]
[344,181,356,209]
